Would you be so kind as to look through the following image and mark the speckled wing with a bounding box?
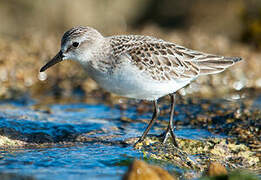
[109,35,242,81]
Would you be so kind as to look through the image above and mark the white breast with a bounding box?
[85,60,193,101]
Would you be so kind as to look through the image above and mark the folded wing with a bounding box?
[109,35,242,81]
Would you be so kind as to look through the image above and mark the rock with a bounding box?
[206,162,227,177]
[0,135,26,147]
[201,170,260,180]
[123,159,175,180]
[0,172,36,180]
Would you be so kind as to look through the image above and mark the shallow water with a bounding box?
[0,145,140,180]
[0,98,259,179]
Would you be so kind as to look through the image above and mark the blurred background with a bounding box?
[0,0,261,102]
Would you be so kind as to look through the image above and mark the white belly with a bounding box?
[86,62,193,101]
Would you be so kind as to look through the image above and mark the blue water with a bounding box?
[0,101,228,179]
[0,145,141,180]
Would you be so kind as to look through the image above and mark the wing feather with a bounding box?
[109,35,242,80]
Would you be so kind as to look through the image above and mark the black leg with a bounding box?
[134,100,159,146]
[163,94,179,147]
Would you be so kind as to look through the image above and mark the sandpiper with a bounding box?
[40,26,242,147]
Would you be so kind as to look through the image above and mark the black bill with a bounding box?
[40,51,64,72]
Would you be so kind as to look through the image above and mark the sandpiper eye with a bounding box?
[72,42,79,47]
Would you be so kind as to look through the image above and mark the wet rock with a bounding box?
[0,172,36,180]
[0,135,26,147]
[201,170,260,180]
[123,159,175,180]
[132,137,204,175]
[131,135,260,176]
[165,96,261,157]
[206,162,227,177]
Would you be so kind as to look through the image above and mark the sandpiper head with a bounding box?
[40,26,103,72]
